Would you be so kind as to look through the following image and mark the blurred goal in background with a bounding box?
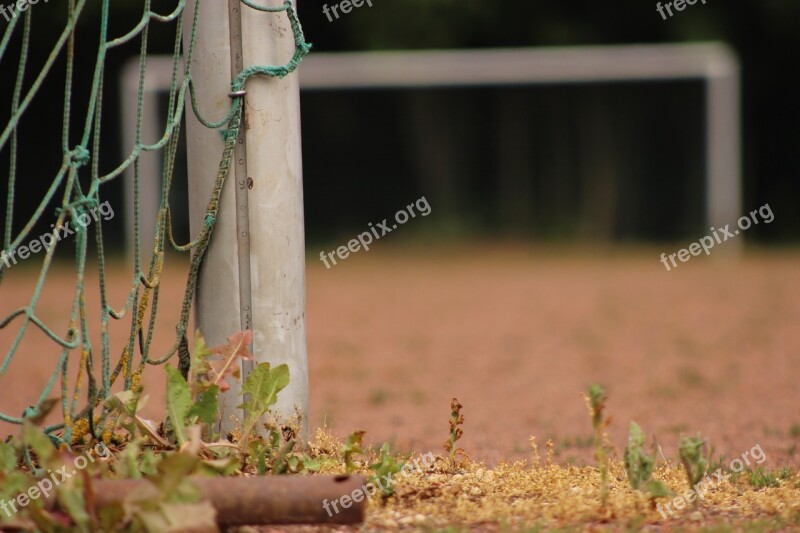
[124,43,741,255]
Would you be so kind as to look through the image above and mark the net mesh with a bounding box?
[0,0,309,445]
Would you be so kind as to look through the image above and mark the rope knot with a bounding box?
[203,213,216,229]
[68,146,91,167]
[55,197,101,233]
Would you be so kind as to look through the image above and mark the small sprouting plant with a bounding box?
[166,330,291,449]
[546,438,554,466]
[443,397,467,469]
[530,436,540,468]
[748,466,780,489]
[585,384,610,507]
[623,422,671,506]
[341,431,365,473]
[369,443,405,497]
[238,362,291,443]
[141,329,309,479]
[624,422,654,490]
[707,447,727,475]
[679,435,708,495]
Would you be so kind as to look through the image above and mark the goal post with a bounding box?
[181,0,309,438]
[297,44,742,247]
[128,44,741,256]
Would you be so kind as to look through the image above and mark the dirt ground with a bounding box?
[1,244,799,469]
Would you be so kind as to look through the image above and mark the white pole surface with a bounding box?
[706,59,742,254]
[182,0,308,438]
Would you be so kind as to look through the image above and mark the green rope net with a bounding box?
[0,0,309,446]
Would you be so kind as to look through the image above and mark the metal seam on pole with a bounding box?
[228,0,255,391]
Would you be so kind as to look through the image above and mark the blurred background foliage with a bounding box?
[0,0,797,251]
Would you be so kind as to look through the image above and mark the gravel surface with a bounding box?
[2,245,798,469]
